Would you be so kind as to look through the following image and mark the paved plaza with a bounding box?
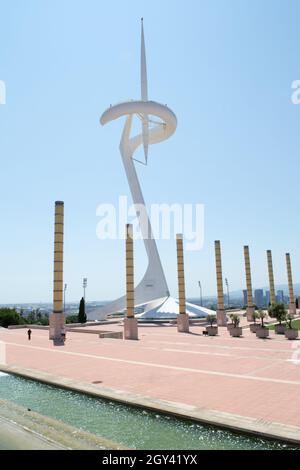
[1,322,300,442]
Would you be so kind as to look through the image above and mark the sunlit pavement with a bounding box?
[1,323,300,428]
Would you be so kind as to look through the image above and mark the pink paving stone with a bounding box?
[1,324,300,428]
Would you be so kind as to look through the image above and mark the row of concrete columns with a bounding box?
[49,201,297,341]
[48,205,190,341]
[215,241,296,323]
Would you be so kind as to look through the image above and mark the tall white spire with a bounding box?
[140,18,149,163]
[141,18,148,101]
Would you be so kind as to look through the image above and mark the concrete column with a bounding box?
[176,234,189,333]
[286,253,296,315]
[214,240,227,326]
[244,245,255,321]
[124,224,138,340]
[266,250,276,306]
[49,201,65,340]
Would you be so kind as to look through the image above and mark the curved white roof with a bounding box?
[136,296,215,320]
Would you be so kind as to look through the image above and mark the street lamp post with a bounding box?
[198,280,203,306]
[63,283,67,313]
[83,277,87,303]
[225,278,230,309]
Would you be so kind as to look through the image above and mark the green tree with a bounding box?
[66,314,80,324]
[25,309,49,326]
[78,297,87,323]
[27,311,36,324]
[206,314,216,327]
[268,303,287,325]
[251,310,259,323]
[286,314,294,330]
[39,313,49,326]
[229,314,240,328]
[0,308,25,328]
[258,309,268,327]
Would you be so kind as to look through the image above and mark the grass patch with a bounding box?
[268,319,300,330]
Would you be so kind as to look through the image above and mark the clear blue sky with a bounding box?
[0,0,300,303]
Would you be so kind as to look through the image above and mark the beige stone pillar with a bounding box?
[266,250,276,306]
[49,201,65,340]
[244,245,255,321]
[124,224,138,340]
[286,253,296,315]
[214,240,227,326]
[176,234,189,333]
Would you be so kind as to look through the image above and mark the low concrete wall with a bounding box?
[99,331,123,339]
[7,320,122,330]
[66,328,123,339]
[66,328,100,335]
[75,320,121,326]
[64,322,103,328]
[8,325,49,330]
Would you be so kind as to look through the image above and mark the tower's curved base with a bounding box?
[88,296,215,321]
[136,296,215,320]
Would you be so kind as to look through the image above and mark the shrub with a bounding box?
[258,309,267,327]
[286,314,294,330]
[251,311,259,323]
[206,314,216,327]
[0,308,25,328]
[268,303,287,325]
[26,309,49,326]
[229,314,240,328]
[66,315,80,324]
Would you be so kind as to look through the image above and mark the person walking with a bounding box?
[27,329,32,341]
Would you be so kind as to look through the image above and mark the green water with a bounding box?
[0,374,298,450]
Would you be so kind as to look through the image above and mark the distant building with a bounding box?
[243,289,248,306]
[254,289,264,308]
[276,290,284,303]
